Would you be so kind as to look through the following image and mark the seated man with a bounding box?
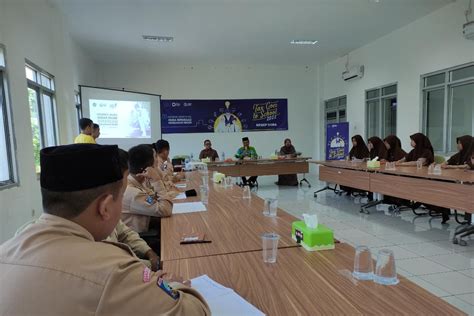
[74,118,96,144]
[105,148,160,271]
[235,137,258,186]
[0,144,209,315]
[122,144,173,234]
[154,139,184,184]
[91,123,101,141]
[199,139,219,161]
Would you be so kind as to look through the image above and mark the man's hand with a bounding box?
[145,249,160,272]
[140,167,164,182]
[162,273,192,287]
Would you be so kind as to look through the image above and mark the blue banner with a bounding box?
[326,122,349,160]
[161,99,288,134]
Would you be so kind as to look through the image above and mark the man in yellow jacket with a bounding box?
[0,144,209,315]
[74,117,96,144]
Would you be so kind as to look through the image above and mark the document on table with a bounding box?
[173,192,187,200]
[172,202,207,214]
[191,275,265,316]
[176,183,187,189]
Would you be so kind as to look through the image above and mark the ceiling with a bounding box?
[52,0,454,65]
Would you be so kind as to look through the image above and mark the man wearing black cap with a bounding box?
[0,144,209,315]
[235,137,259,186]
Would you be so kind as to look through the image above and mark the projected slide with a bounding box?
[89,99,151,138]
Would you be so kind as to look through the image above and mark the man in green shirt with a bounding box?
[235,137,258,186]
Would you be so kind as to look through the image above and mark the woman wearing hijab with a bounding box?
[348,135,370,160]
[383,135,407,162]
[340,135,370,195]
[442,135,472,169]
[367,136,387,161]
[398,133,434,166]
[276,138,299,186]
[397,133,451,222]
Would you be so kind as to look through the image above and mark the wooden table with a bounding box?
[161,173,299,261]
[164,244,464,315]
[313,161,474,213]
[207,157,310,177]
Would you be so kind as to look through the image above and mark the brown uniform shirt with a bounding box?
[106,219,153,268]
[122,175,173,233]
[0,214,210,315]
[199,148,219,161]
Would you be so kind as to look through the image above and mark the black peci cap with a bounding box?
[242,137,249,142]
[40,144,123,192]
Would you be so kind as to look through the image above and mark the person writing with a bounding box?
[0,144,209,315]
[122,144,174,234]
[276,138,298,186]
[441,135,472,169]
[74,118,96,144]
[383,135,406,162]
[199,139,219,161]
[235,137,258,186]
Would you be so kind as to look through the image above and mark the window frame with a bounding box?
[0,44,19,189]
[25,60,59,173]
[365,83,398,139]
[421,62,474,154]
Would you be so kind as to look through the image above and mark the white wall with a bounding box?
[0,0,98,242]
[98,63,318,164]
[319,0,474,153]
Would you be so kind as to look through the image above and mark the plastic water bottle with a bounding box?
[190,153,194,161]
[221,152,225,160]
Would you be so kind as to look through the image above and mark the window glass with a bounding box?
[424,89,445,152]
[450,83,474,152]
[425,73,445,87]
[28,87,42,173]
[451,65,474,81]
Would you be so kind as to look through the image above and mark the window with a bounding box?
[422,62,474,153]
[0,45,18,187]
[365,83,397,139]
[26,61,58,172]
[324,96,347,125]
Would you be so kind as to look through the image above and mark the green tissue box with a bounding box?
[367,161,381,168]
[291,221,335,251]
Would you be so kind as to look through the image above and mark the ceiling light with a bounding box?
[142,35,174,43]
[290,40,318,45]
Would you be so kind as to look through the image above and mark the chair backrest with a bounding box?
[434,155,446,164]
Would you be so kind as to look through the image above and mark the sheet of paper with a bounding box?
[173,192,187,200]
[191,275,265,316]
[172,202,207,214]
[176,183,187,189]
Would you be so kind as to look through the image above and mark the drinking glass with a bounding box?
[352,245,374,280]
[373,249,399,285]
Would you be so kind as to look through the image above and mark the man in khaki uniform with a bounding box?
[0,144,210,315]
[122,144,175,233]
[106,220,160,271]
[154,139,185,185]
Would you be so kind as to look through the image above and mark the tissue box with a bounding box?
[201,158,211,163]
[367,161,381,169]
[213,172,225,183]
[291,221,335,251]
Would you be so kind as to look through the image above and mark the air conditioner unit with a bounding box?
[342,65,364,81]
[463,21,474,40]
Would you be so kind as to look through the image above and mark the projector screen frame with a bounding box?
[78,85,162,140]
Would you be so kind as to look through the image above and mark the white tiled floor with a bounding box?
[254,174,474,315]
